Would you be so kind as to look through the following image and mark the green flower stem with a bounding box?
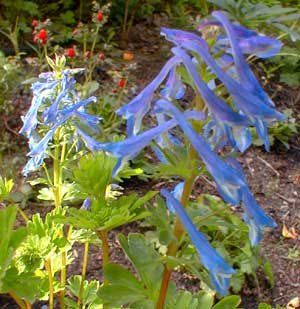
[17,207,29,222]
[45,257,54,309]
[9,291,27,309]
[60,252,67,309]
[53,132,62,210]
[98,230,109,284]
[53,129,68,309]
[156,95,205,309]
[77,241,90,306]
[156,167,197,309]
[85,25,100,83]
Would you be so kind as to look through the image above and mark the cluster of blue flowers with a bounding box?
[20,68,100,176]
[21,11,283,296]
[76,11,283,295]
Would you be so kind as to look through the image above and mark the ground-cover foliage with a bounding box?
[0,3,299,309]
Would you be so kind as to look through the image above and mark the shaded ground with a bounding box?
[1,18,300,309]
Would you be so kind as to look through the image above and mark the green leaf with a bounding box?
[118,233,163,297]
[67,275,100,306]
[197,291,214,309]
[99,285,146,307]
[104,264,144,292]
[258,303,272,309]
[213,295,241,309]
[262,260,274,287]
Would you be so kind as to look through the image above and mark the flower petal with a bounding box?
[161,188,235,295]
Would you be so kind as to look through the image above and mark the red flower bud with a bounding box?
[38,29,47,42]
[97,11,103,22]
[31,19,38,28]
[67,47,76,58]
[84,51,91,58]
[98,52,105,61]
[119,79,125,89]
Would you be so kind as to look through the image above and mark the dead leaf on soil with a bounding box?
[123,51,134,60]
[287,297,300,308]
[282,224,298,239]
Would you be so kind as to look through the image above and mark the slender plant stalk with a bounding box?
[9,291,27,309]
[98,230,109,309]
[156,95,205,308]
[53,130,68,308]
[77,241,90,306]
[156,169,197,309]
[25,300,32,309]
[85,25,100,82]
[98,230,109,283]
[60,252,67,309]
[45,257,54,309]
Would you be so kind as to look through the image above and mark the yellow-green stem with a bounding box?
[53,140,62,209]
[60,252,67,309]
[155,169,196,309]
[17,207,29,222]
[77,242,90,306]
[98,230,109,284]
[85,25,100,83]
[45,258,54,309]
[9,291,27,309]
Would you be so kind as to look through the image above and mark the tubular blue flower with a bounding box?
[19,80,60,137]
[161,28,284,150]
[20,68,98,175]
[224,156,277,245]
[155,99,246,205]
[166,181,185,213]
[160,189,236,295]
[42,73,77,124]
[171,46,252,152]
[198,20,282,58]
[81,198,92,211]
[76,110,206,177]
[154,113,182,163]
[160,66,185,100]
[242,187,277,246]
[116,56,181,136]
[211,11,281,106]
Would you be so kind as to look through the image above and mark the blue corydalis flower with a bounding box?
[77,110,206,177]
[81,197,92,211]
[161,27,284,150]
[116,56,181,136]
[171,46,252,152]
[155,99,246,205]
[198,20,282,59]
[154,113,182,163]
[160,189,236,295]
[166,181,185,213]
[242,187,277,246]
[160,66,185,100]
[20,69,98,176]
[224,156,277,245]
[211,11,281,107]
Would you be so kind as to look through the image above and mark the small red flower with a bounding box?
[31,19,38,28]
[98,52,105,61]
[97,11,103,22]
[119,79,125,89]
[84,51,91,58]
[67,47,76,58]
[38,29,47,42]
